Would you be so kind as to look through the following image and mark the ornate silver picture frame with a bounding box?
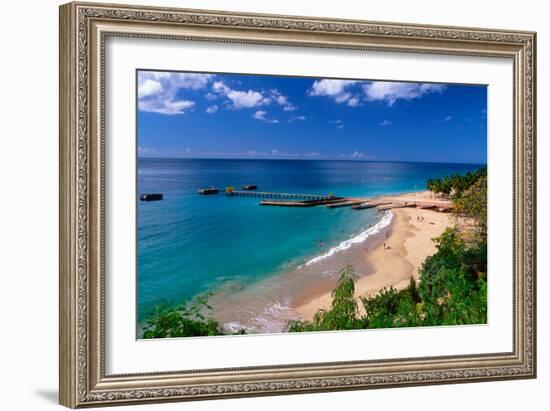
[59,2,536,408]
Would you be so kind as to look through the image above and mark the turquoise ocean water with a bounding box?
[137,159,482,322]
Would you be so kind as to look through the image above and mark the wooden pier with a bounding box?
[352,200,391,210]
[377,202,417,211]
[226,190,334,200]
[260,197,346,207]
[326,199,365,209]
[352,198,453,212]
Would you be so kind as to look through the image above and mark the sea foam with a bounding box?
[304,210,394,267]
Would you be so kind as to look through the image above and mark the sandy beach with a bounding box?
[293,191,455,321]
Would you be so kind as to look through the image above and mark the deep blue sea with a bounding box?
[137,158,482,321]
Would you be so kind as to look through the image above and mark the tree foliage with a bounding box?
[453,175,487,239]
[427,167,486,198]
[288,266,367,332]
[141,294,244,338]
[415,228,487,325]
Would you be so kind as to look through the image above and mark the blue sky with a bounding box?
[137,70,487,164]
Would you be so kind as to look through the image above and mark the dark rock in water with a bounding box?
[140,193,163,201]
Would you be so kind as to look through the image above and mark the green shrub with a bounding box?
[142,294,228,338]
[453,175,487,240]
[427,167,486,199]
[288,265,367,332]
[361,277,423,328]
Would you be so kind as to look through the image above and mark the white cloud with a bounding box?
[329,119,344,129]
[309,79,357,97]
[338,151,375,160]
[137,71,213,115]
[213,80,270,109]
[229,90,269,109]
[347,97,361,107]
[271,149,280,155]
[443,115,453,121]
[206,105,218,114]
[363,81,446,106]
[308,79,360,106]
[334,92,352,104]
[289,115,306,123]
[138,98,195,115]
[138,72,212,93]
[252,110,279,124]
[380,120,392,126]
[137,146,157,156]
[212,81,229,94]
[138,79,162,98]
[270,89,296,111]
[252,110,267,120]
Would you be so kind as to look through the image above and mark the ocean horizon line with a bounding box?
[137,156,487,167]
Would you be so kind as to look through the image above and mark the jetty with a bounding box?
[377,202,417,211]
[352,200,391,210]
[226,190,335,200]
[260,197,346,207]
[352,197,453,212]
[140,193,163,201]
[326,199,365,209]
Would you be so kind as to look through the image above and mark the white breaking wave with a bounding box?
[223,321,250,333]
[304,210,394,267]
[223,298,298,334]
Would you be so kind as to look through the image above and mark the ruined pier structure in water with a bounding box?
[226,190,334,200]
[225,190,345,207]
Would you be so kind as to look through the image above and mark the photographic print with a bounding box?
[136,70,488,339]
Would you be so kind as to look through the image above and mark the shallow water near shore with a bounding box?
[209,211,393,333]
[137,158,482,331]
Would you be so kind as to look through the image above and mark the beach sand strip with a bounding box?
[293,202,454,322]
